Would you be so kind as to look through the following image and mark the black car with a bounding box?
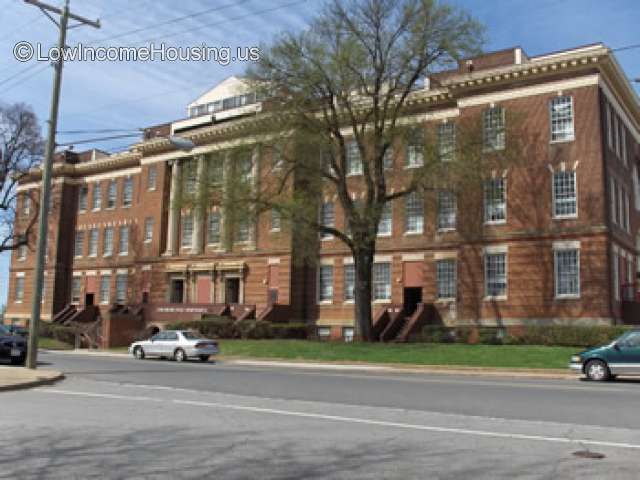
[0,324,27,365]
[6,325,28,337]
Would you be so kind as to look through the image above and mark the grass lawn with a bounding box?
[39,337,74,350]
[218,340,577,370]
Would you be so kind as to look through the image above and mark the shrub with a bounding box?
[268,323,308,339]
[39,322,76,346]
[505,325,628,348]
[166,317,237,339]
[166,318,309,340]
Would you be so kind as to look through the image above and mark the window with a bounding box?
[71,277,81,303]
[92,182,101,210]
[406,128,424,168]
[238,155,253,184]
[344,263,355,301]
[181,214,193,248]
[621,127,627,165]
[320,202,335,239]
[184,162,197,194]
[613,115,620,157]
[550,96,574,142]
[483,106,505,150]
[346,140,362,176]
[624,190,630,232]
[436,259,457,300]
[611,178,618,225]
[88,229,98,257]
[317,327,331,341]
[485,252,507,298]
[607,104,613,150]
[99,275,110,304]
[404,192,424,234]
[613,253,620,301]
[107,180,117,208]
[14,277,24,302]
[115,274,127,304]
[208,211,221,244]
[383,147,394,169]
[235,218,250,242]
[372,263,391,301]
[74,231,85,258]
[618,185,624,231]
[271,209,281,232]
[437,190,456,230]
[144,218,154,243]
[553,171,577,218]
[272,148,284,171]
[318,265,334,302]
[103,227,114,256]
[78,185,88,212]
[484,178,506,223]
[147,165,157,191]
[378,202,392,236]
[21,195,31,217]
[555,248,580,298]
[208,154,224,185]
[118,226,129,255]
[122,177,133,207]
[438,123,455,161]
[343,327,354,343]
[17,244,27,261]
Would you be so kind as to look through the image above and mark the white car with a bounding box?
[129,330,218,362]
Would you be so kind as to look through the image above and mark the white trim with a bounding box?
[85,270,97,276]
[433,251,458,261]
[116,268,128,275]
[15,271,25,278]
[343,257,354,265]
[599,80,640,143]
[82,167,141,183]
[267,257,281,265]
[401,253,424,261]
[483,244,509,254]
[99,269,113,275]
[319,258,334,266]
[374,255,392,263]
[458,74,599,108]
[553,240,581,250]
[72,271,83,277]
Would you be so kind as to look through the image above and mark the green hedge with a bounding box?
[166,318,308,340]
[39,322,76,346]
[419,325,629,347]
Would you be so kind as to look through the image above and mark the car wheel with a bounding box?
[199,355,210,362]
[174,348,187,362]
[585,359,610,381]
[133,346,145,360]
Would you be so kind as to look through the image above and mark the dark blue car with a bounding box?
[0,324,27,365]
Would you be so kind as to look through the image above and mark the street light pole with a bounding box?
[24,0,99,370]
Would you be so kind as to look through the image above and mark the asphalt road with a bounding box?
[1,351,640,479]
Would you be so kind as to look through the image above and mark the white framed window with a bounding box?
[373,262,392,301]
[437,190,456,230]
[107,180,117,209]
[406,128,424,168]
[17,244,27,261]
[378,201,392,236]
[613,115,620,157]
[346,140,362,176]
[103,227,114,256]
[483,106,505,150]
[436,259,457,300]
[484,177,506,224]
[14,277,24,302]
[147,165,157,191]
[118,226,129,255]
[438,122,455,162]
[613,252,620,301]
[271,209,281,232]
[272,147,284,171]
[21,195,31,217]
[78,185,88,212]
[235,218,251,243]
[144,217,154,243]
[88,229,98,257]
[553,170,577,218]
[92,182,101,210]
[485,252,507,298]
[122,177,133,207]
[115,274,127,304]
[611,178,617,225]
[343,327,354,343]
[618,185,624,232]
[383,147,394,170]
[71,277,81,304]
[555,248,580,298]
[607,104,613,150]
[99,275,111,304]
[320,202,335,239]
[318,265,334,302]
[208,154,224,185]
[317,327,331,341]
[344,263,355,302]
[208,211,221,245]
[550,96,574,142]
[404,192,424,234]
[181,214,193,248]
[74,231,85,258]
[185,162,198,194]
[621,127,627,166]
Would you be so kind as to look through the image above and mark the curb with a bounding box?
[0,371,65,392]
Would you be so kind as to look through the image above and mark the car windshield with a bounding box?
[181,331,199,340]
[0,324,9,335]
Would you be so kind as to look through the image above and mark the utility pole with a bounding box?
[24,0,99,369]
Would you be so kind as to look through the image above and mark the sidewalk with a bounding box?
[46,348,575,380]
[0,366,64,392]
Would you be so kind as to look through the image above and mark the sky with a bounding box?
[0,0,638,305]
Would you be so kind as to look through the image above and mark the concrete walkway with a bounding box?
[0,366,64,392]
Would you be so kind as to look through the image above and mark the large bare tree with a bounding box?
[0,102,43,252]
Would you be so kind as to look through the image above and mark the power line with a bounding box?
[612,43,640,53]
[57,128,142,135]
[57,132,141,147]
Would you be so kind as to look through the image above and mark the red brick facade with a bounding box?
[5,44,640,341]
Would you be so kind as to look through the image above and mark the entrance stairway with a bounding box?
[373,303,431,342]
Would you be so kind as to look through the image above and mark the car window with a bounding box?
[165,332,179,341]
[181,331,199,340]
[620,332,640,348]
[152,332,165,341]
[0,324,9,335]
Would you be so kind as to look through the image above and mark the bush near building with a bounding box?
[166,318,309,340]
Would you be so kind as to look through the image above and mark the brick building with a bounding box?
[5,43,640,343]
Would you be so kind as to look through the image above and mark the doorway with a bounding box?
[403,287,422,316]
[85,293,95,306]
[225,278,240,304]
[170,279,185,304]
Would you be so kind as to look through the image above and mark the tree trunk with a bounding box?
[353,246,375,342]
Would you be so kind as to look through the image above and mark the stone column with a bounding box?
[164,159,181,256]
[191,154,206,255]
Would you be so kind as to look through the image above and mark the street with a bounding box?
[1,352,640,479]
